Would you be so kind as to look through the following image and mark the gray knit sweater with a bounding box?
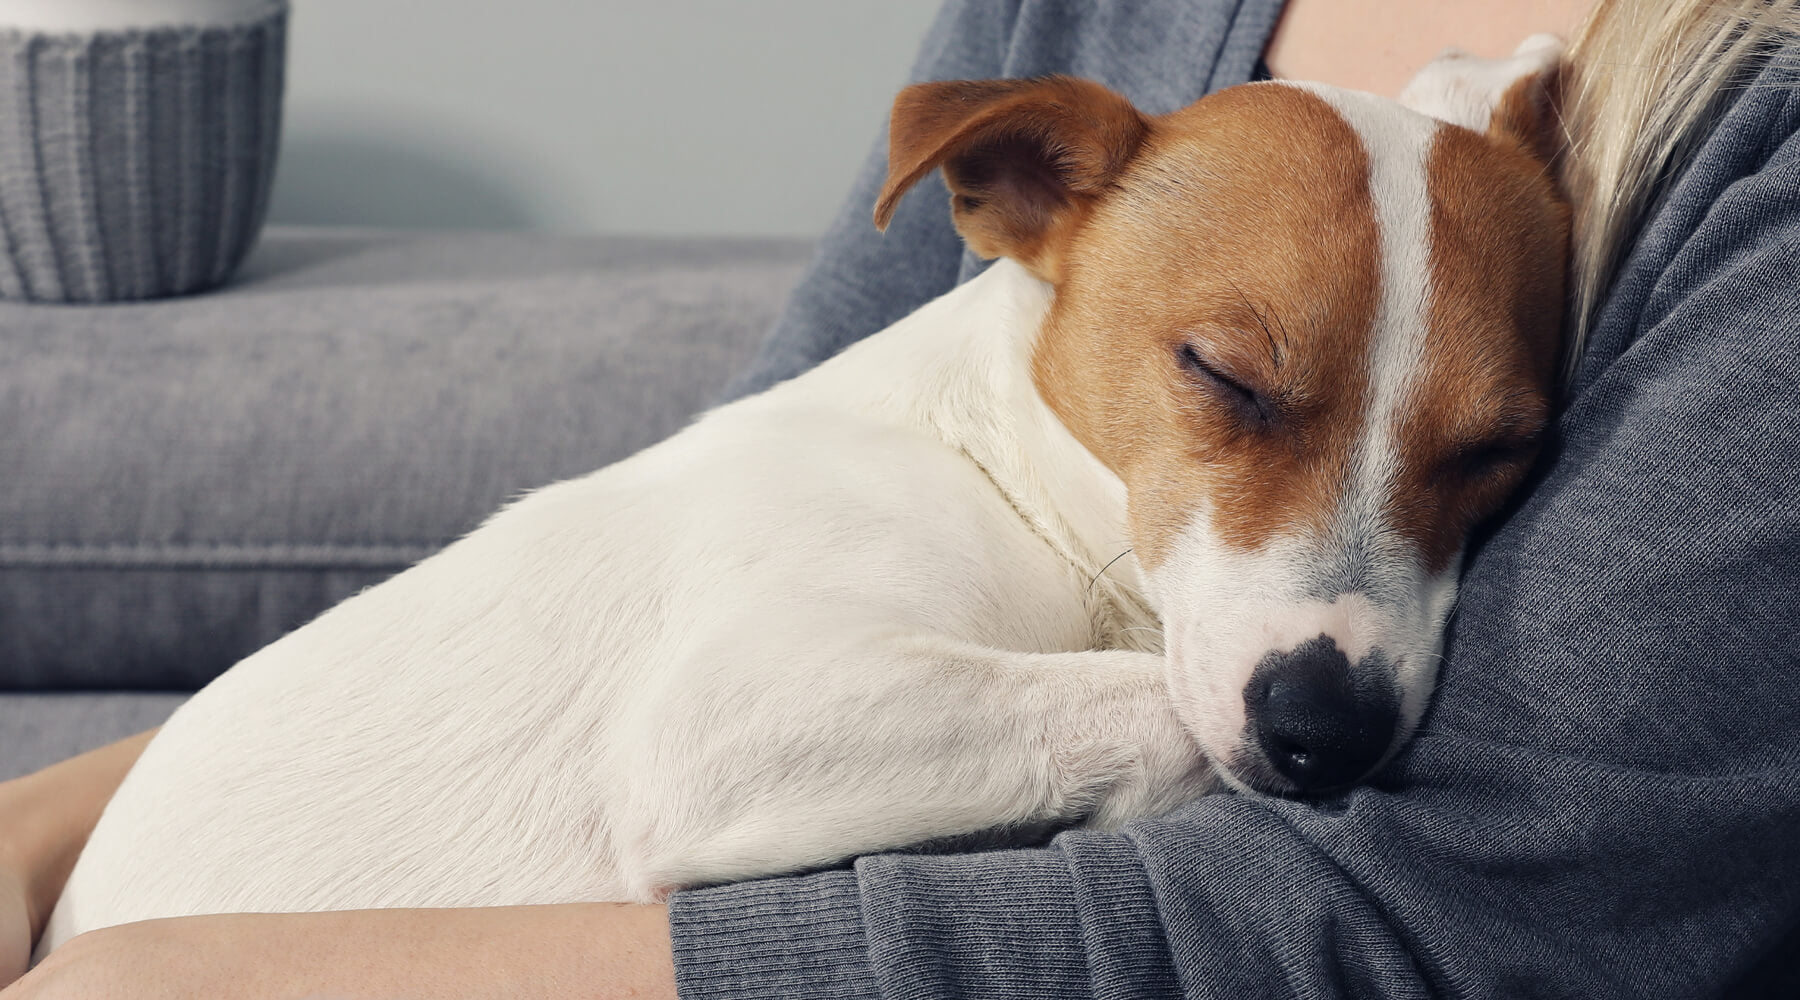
[676,2,1800,997]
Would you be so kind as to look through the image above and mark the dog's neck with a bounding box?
[777,260,1162,649]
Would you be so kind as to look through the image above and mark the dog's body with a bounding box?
[48,261,1204,939]
[45,41,1569,952]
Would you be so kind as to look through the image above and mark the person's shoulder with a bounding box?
[1575,43,1800,383]
[1652,48,1800,290]
[1713,46,1800,167]
[1670,44,1800,223]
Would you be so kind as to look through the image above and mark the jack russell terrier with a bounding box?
[42,37,1568,950]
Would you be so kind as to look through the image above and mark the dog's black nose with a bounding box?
[1246,636,1398,794]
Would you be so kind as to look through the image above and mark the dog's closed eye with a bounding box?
[1449,437,1540,480]
[1176,342,1276,426]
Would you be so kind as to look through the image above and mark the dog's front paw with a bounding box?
[1079,706,1220,830]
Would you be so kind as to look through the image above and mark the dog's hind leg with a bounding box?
[611,637,1219,898]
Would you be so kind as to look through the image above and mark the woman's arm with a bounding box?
[0,729,155,984]
[2,903,675,1000]
[664,39,1800,1000]
[0,731,677,1000]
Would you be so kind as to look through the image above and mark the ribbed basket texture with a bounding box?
[0,8,286,303]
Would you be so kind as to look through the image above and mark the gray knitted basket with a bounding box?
[0,6,286,303]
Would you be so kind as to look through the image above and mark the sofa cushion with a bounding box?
[1,228,810,691]
[0,693,186,781]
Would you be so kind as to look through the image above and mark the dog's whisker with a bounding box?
[1226,279,1284,370]
[1088,547,1133,593]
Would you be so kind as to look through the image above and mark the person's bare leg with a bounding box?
[0,729,155,984]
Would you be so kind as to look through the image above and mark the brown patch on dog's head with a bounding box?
[875,74,1567,578]
[1028,83,1384,570]
[1387,119,1569,576]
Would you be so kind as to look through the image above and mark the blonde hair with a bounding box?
[1560,0,1800,380]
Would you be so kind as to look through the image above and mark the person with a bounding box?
[4,0,1799,995]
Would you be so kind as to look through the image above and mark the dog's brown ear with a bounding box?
[1397,36,1567,168]
[874,76,1149,282]
[1488,62,1565,167]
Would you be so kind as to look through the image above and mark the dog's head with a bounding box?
[877,44,1568,796]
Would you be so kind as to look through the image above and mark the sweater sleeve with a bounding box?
[672,29,1800,1000]
[716,0,1012,400]
[671,836,1183,1000]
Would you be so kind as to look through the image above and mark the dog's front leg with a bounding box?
[614,637,1218,899]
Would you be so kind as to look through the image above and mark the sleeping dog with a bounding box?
[43,37,1567,949]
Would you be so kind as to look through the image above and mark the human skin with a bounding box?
[0,734,679,999]
[0,1,1593,995]
[0,731,155,986]
[1264,0,1593,96]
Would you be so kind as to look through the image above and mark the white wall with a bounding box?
[267,1,943,236]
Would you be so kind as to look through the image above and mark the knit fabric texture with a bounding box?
[0,6,286,303]
[672,0,1800,997]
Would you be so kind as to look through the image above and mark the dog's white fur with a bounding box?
[45,260,1209,947]
[42,41,1563,953]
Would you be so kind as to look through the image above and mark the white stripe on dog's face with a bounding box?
[1030,80,1567,795]
[1144,84,1454,789]
[1307,82,1437,565]
[1296,84,1450,778]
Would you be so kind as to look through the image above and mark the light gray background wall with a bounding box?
[267,2,943,237]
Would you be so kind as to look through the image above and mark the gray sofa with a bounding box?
[1,227,812,780]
